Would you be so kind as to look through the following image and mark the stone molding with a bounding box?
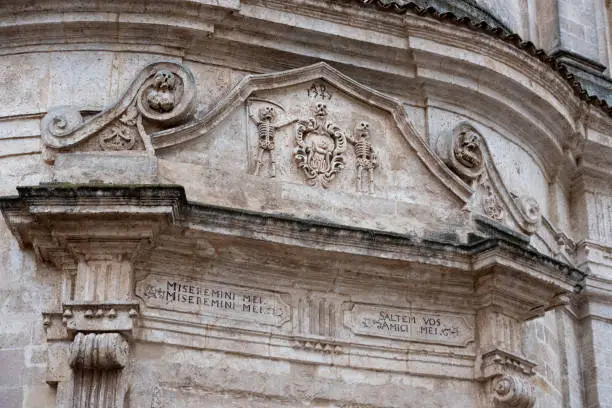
[357,0,612,119]
[1,0,609,181]
[0,185,584,292]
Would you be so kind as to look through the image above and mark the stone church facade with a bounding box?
[1,1,612,407]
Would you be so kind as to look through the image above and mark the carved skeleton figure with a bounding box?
[248,103,295,177]
[347,121,378,193]
[146,70,177,113]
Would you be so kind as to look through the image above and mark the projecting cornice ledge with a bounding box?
[0,185,586,294]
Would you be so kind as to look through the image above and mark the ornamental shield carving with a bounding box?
[295,102,347,187]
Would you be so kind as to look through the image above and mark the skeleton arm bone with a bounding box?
[274,117,298,129]
[345,130,356,145]
[247,102,261,125]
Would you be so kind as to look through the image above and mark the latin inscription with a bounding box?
[136,274,290,326]
[344,304,474,346]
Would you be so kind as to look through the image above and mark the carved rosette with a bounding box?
[295,102,347,187]
[516,195,541,227]
[492,375,535,408]
[41,62,196,158]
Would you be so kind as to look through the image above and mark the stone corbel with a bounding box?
[0,185,186,408]
[479,349,536,408]
[65,333,130,408]
[472,260,580,408]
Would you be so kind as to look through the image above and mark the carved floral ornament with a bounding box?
[41,62,196,160]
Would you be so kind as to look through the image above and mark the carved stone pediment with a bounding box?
[39,62,550,244]
[41,62,476,240]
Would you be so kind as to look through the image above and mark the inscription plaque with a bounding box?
[344,304,474,346]
[136,274,291,326]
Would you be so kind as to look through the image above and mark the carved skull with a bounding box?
[355,121,370,138]
[153,70,176,91]
[312,102,328,118]
[454,129,482,169]
[258,106,276,121]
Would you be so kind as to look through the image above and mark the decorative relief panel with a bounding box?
[149,62,473,210]
[343,303,475,347]
[136,274,291,327]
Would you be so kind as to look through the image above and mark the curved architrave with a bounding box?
[151,61,473,203]
[41,62,196,149]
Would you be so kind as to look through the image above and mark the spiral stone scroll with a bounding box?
[492,375,535,408]
[41,62,196,150]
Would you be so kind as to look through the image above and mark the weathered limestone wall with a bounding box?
[0,1,611,408]
[0,217,58,407]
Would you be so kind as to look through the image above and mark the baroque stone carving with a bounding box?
[146,70,177,113]
[248,99,296,177]
[41,62,196,158]
[99,106,139,151]
[295,102,347,187]
[491,375,535,408]
[437,122,485,183]
[435,122,544,234]
[482,180,505,222]
[516,195,541,226]
[69,332,130,408]
[347,121,378,193]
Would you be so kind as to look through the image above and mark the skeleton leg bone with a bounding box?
[254,147,264,176]
[368,167,374,194]
[269,148,277,178]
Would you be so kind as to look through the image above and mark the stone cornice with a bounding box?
[354,0,612,120]
[0,185,586,293]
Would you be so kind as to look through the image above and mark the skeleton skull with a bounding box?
[258,106,276,121]
[312,102,328,117]
[355,121,370,138]
[153,70,176,91]
[454,130,482,169]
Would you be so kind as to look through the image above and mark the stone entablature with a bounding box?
[0,184,585,407]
